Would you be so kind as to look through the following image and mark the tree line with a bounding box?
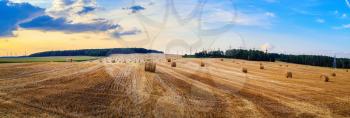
[189,49,350,69]
[29,48,163,57]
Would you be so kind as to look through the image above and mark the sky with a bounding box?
[0,0,350,57]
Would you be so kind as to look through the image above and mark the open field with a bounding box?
[0,54,349,118]
[0,56,100,63]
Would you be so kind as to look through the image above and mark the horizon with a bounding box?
[1,0,350,57]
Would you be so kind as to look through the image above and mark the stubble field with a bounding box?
[0,54,349,118]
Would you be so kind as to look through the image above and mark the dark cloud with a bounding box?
[19,15,120,32]
[128,5,145,13]
[0,0,44,37]
[77,6,96,14]
[112,28,142,38]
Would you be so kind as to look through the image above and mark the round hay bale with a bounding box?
[320,75,329,82]
[331,72,336,77]
[242,68,248,73]
[167,58,171,62]
[220,59,224,61]
[145,62,156,73]
[171,62,176,67]
[286,72,293,78]
[260,65,264,70]
[346,69,349,72]
[200,62,205,67]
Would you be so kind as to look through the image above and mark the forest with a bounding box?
[29,48,163,57]
[190,49,350,69]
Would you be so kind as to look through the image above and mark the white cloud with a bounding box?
[265,12,275,17]
[343,24,350,28]
[333,24,350,29]
[334,10,339,15]
[46,0,98,23]
[9,0,51,5]
[341,13,347,18]
[264,0,277,3]
[316,18,325,23]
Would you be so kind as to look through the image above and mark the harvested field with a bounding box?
[0,54,350,118]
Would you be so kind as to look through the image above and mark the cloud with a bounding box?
[19,15,119,32]
[0,0,44,37]
[14,0,139,38]
[342,24,350,29]
[9,0,50,6]
[265,12,276,17]
[46,0,98,23]
[77,6,95,15]
[316,18,325,23]
[124,5,145,13]
[112,28,142,38]
[341,13,347,18]
[346,0,350,8]
[333,24,350,29]
[265,0,277,3]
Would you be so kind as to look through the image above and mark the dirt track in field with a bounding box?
[0,55,350,118]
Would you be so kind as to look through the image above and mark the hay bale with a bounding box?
[242,68,248,73]
[145,62,156,73]
[346,69,349,72]
[112,60,116,63]
[286,72,293,78]
[200,62,205,67]
[260,65,264,70]
[331,72,336,77]
[167,58,171,62]
[320,75,329,82]
[220,59,224,61]
[171,62,176,67]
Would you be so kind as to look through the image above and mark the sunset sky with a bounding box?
[0,0,350,57]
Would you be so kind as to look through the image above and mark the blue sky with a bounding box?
[0,0,350,57]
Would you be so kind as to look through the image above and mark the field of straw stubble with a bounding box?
[0,54,350,118]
